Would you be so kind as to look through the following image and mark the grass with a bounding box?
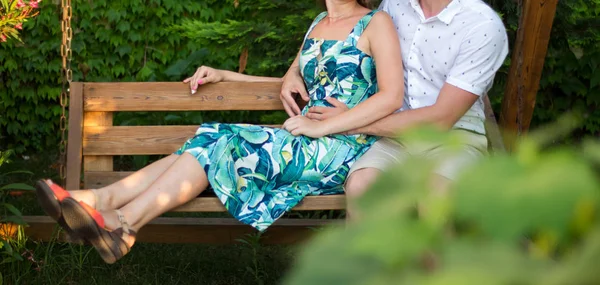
[1,233,296,285]
[0,152,306,285]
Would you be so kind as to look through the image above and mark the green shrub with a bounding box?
[284,120,600,285]
[1,0,599,153]
[0,149,36,283]
[487,0,600,137]
[0,0,277,153]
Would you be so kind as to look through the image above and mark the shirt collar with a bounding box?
[408,0,463,24]
[437,0,462,24]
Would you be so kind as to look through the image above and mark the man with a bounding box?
[280,0,509,218]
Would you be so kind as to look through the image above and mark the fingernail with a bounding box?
[191,90,196,95]
[197,79,203,85]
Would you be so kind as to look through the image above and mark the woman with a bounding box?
[36,0,404,264]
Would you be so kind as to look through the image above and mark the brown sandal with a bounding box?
[35,180,84,243]
[60,197,136,264]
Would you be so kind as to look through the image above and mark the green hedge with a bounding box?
[488,0,600,137]
[0,0,598,153]
[0,0,321,153]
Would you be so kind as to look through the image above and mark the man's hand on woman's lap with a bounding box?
[306,97,349,121]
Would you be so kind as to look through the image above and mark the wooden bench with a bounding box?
[24,81,503,244]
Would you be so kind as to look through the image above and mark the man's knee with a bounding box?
[430,174,452,196]
[345,168,382,198]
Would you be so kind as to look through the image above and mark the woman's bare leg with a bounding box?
[101,152,209,244]
[68,154,179,210]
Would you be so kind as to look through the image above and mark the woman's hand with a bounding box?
[183,66,225,94]
[283,115,329,138]
[280,66,309,117]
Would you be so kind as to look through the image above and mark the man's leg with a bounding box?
[345,168,382,221]
[430,174,452,196]
[345,130,487,221]
[416,130,488,215]
[345,138,407,221]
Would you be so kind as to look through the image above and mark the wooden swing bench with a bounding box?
[24,81,504,244]
[19,0,559,246]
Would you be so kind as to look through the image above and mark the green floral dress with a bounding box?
[175,10,379,231]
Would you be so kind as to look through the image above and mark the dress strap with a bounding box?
[303,11,328,42]
[344,10,379,46]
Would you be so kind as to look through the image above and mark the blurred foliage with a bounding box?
[0,149,34,276]
[284,119,600,285]
[0,0,42,43]
[0,0,599,154]
[487,0,600,138]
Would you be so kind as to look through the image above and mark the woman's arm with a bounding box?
[283,12,404,137]
[184,66,282,94]
[221,69,282,82]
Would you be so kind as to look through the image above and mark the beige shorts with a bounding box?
[349,129,488,180]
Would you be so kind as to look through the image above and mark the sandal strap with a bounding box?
[115,209,130,235]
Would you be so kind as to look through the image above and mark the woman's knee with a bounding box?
[344,168,381,198]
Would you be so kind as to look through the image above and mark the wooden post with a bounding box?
[65,83,84,190]
[499,0,559,150]
[83,112,114,189]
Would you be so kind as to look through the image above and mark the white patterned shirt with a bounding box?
[380,0,509,134]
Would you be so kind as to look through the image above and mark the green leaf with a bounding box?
[2,203,23,217]
[1,216,26,225]
[591,70,600,89]
[454,150,599,242]
[0,183,35,191]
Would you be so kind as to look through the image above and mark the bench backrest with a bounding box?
[65,82,504,190]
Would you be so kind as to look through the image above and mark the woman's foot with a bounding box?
[60,197,136,264]
[35,179,107,243]
[35,180,84,243]
[35,180,69,221]
[35,179,105,216]
[69,189,105,210]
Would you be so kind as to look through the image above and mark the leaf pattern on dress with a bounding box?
[175,10,380,231]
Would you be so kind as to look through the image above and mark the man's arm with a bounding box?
[280,51,310,117]
[350,84,478,137]
[283,12,405,138]
[331,20,508,137]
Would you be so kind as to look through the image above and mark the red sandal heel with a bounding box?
[35,179,70,220]
[35,179,84,243]
[60,198,135,264]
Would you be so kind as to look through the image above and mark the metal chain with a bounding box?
[59,0,73,186]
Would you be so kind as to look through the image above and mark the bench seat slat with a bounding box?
[83,125,282,155]
[84,82,284,112]
[84,171,346,211]
[84,126,197,155]
[175,195,346,212]
[23,216,338,244]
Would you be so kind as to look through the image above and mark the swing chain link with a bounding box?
[59,0,73,186]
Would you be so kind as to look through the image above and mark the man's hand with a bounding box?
[283,115,328,138]
[183,66,225,94]
[306,97,349,121]
[280,66,309,117]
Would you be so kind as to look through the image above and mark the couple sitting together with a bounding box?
[35,0,508,264]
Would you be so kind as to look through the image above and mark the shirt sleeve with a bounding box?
[446,21,509,96]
